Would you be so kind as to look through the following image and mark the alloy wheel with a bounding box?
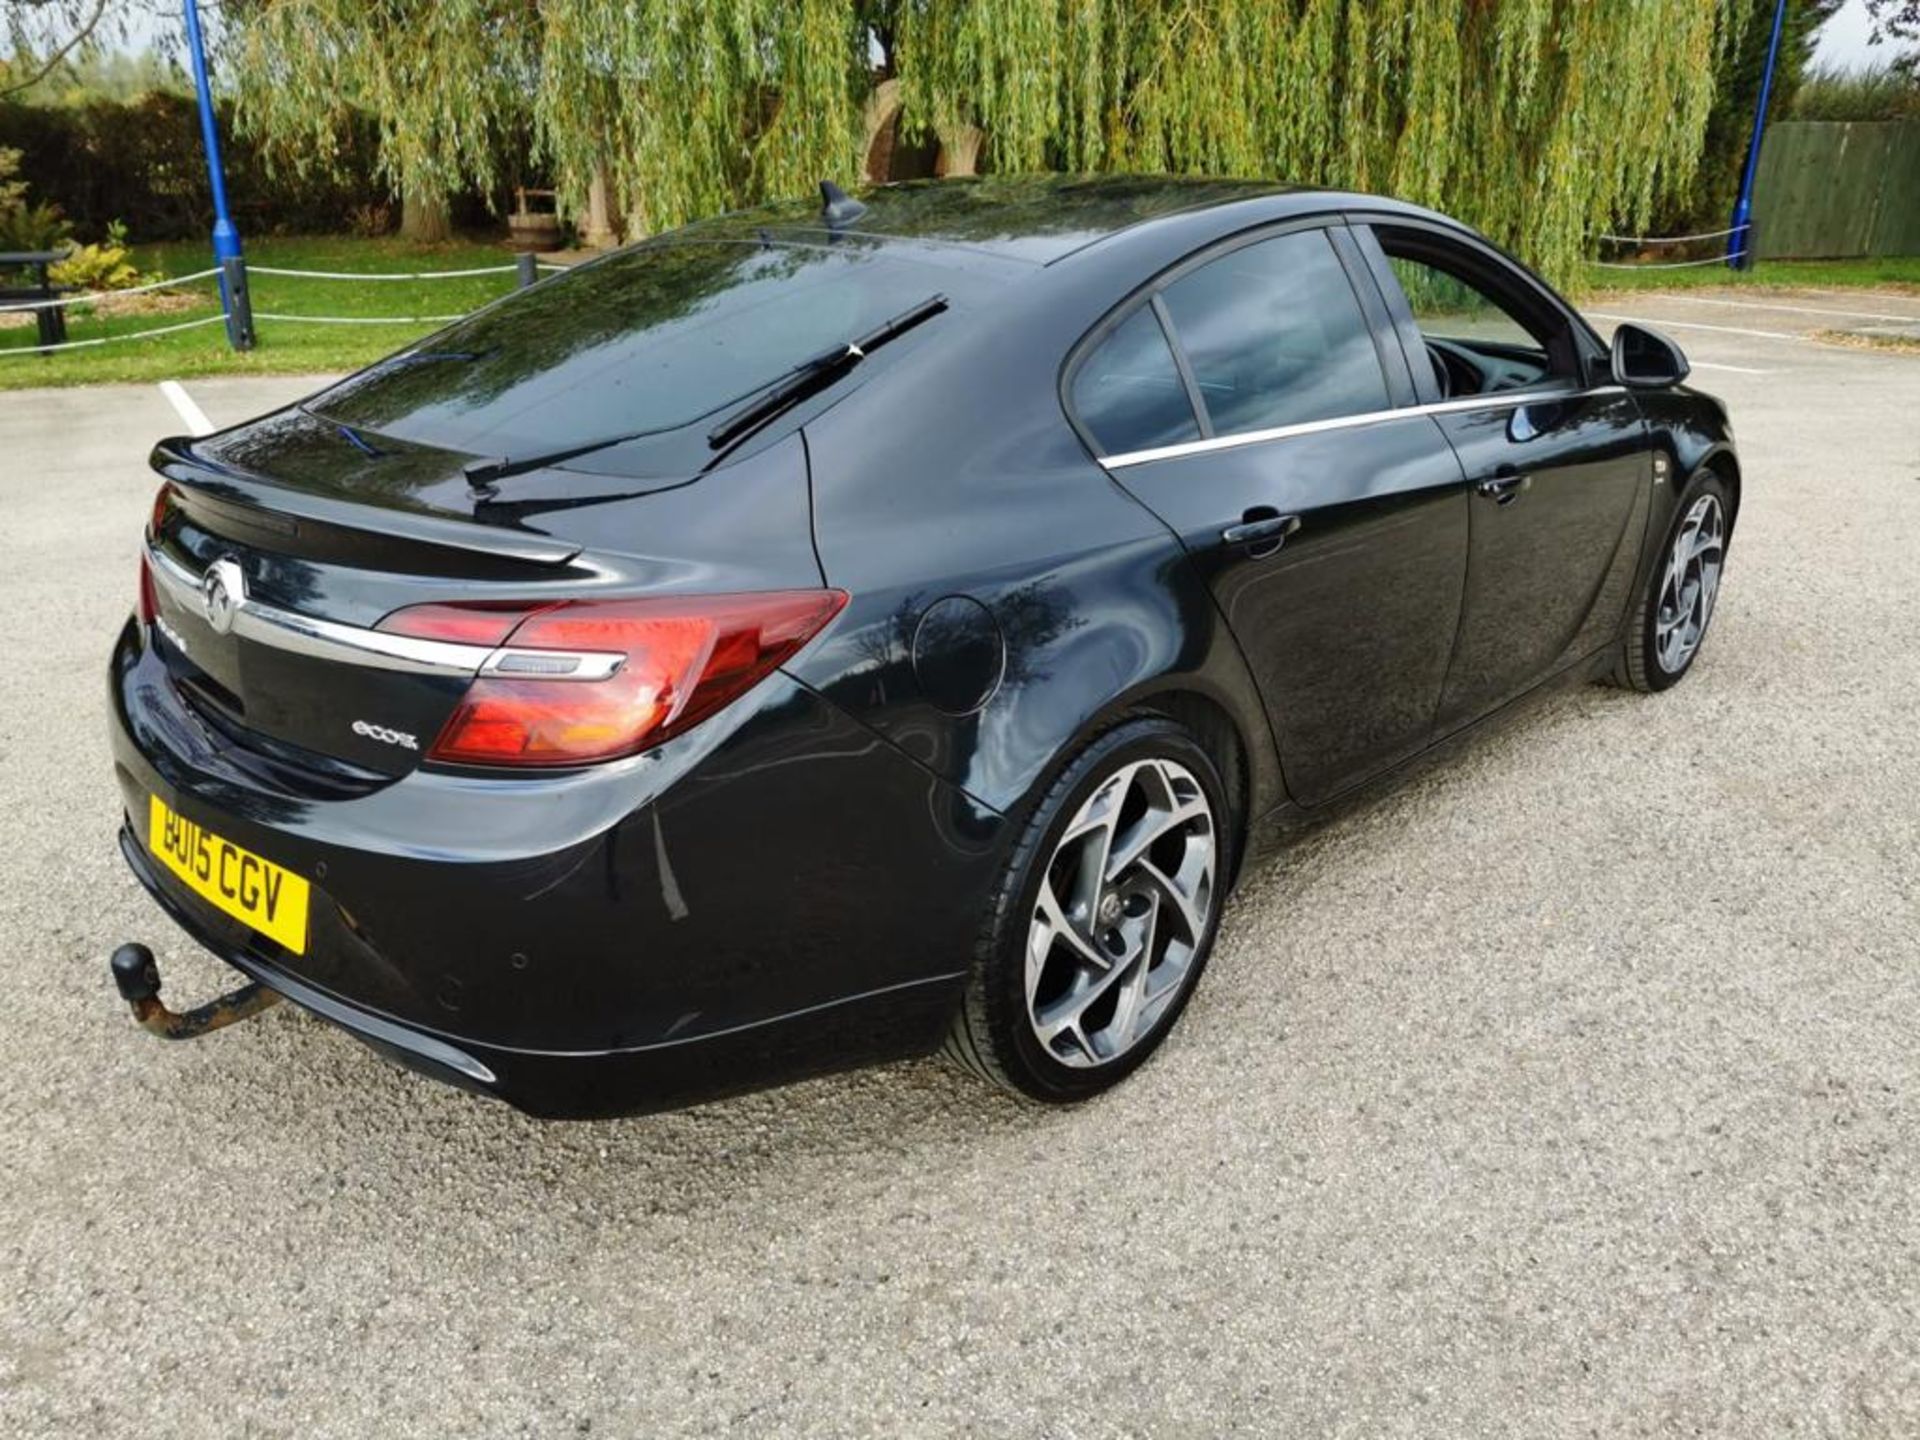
[1026,757,1217,1068]
[1654,492,1725,675]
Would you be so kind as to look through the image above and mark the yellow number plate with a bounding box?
[147,794,310,955]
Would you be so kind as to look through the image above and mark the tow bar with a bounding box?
[109,943,282,1040]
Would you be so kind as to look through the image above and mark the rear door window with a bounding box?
[1069,305,1200,455]
[1157,229,1390,436]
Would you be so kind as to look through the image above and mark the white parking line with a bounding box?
[1671,294,1920,324]
[1689,360,1775,375]
[157,379,213,437]
[1585,311,1800,342]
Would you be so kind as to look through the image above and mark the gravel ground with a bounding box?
[2,291,1918,1438]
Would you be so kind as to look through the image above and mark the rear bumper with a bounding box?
[108,618,1006,1117]
[120,827,963,1116]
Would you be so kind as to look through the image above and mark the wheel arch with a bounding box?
[1128,686,1251,879]
[1031,678,1271,892]
[1697,444,1742,533]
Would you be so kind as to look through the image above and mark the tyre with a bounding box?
[1618,470,1731,693]
[944,717,1233,1102]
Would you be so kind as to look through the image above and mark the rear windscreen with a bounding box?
[309,240,981,456]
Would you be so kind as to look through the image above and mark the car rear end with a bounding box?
[106,229,1010,1116]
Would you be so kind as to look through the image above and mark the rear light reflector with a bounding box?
[138,483,170,626]
[137,551,157,625]
[149,483,173,540]
[380,590,847,767]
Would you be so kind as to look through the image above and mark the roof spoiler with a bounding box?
[149,436,584,568]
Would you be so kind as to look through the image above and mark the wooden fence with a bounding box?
[1752,120,1920,260]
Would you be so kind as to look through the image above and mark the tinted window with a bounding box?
[310,241,981,454]
[1158,230,1389,436]
[1070,305,1200,454]
[1370,224,1581,396]
[1387,255,1547,355]
[1382,253,1559,378]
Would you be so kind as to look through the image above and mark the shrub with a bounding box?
[0,145,72,251]
[0,199,70,250]
[50,220,141,291]
[346,200,394,237]
[1792,63,1920,122]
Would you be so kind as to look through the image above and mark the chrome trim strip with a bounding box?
[235,600,490,677]
[148,546,627,682]
[150,547,492,678]
[1100,385,1627,470]
[143,544,220,604]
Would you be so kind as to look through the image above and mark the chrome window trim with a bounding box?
[147,547,620,682]
[1098,385,1627,470]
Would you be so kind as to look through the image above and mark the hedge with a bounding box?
[0,92,492,242]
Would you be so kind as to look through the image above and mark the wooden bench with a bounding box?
[0,250,74,349]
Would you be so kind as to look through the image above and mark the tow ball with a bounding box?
[109,943,282,1040]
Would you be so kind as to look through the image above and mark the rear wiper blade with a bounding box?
[463,294,948,490]
[464,430,655,489]
[704,293,948,452]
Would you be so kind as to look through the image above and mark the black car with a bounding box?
[108,176,1737,1117]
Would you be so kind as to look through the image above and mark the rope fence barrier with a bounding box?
[1590,223,1754,273]
[0,252,566,358]
[1591,251,1751,271]
[0,313,228,357]
[1596,226,1742,247]
[253,311,469,325]
[247,262,564,281]
[0,266,222,313]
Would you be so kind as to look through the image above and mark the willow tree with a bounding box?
[535,0,864,236]
[220,0,1757,281]
[2,0,119,98]
[222,0,540,241]
[530,0,1752,280]
[882,0,1757,283]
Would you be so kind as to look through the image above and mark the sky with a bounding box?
[1811,0,1917,70]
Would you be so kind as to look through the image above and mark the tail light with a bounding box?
[138,483,170,626]
[137,552,158,626]
[378,590,847,767]
[150,483,173,538]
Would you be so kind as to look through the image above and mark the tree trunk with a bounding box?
[582,164,618,249]
[399,185,452,243]
[863,78,904,183]
[936,125,984,178]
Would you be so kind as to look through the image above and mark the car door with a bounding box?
[1070,222,1472,807]
[1353,222,1651,732]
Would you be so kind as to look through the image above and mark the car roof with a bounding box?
[678,174,1446,267]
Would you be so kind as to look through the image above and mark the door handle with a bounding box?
[1476,473,1531,506]
[1221,509,1301,557]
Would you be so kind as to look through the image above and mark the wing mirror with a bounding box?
[1610,323,1690,389]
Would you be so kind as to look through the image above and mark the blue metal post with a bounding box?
[184,0,250,347]
[1727,0,1789,270]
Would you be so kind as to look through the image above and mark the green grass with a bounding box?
[0,235,533,388]
[1576,254,1920,298]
